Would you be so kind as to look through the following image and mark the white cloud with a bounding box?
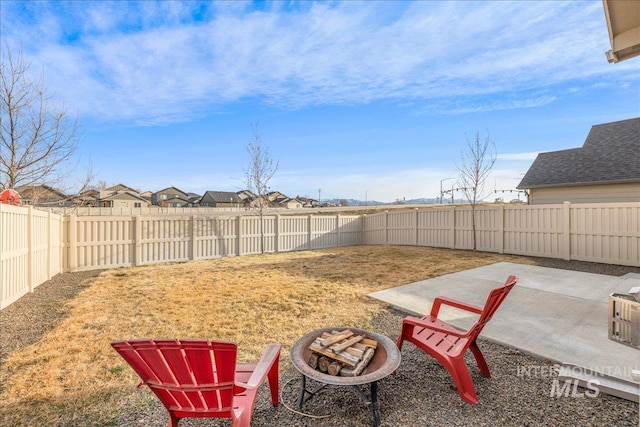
[435,96,557,115]
[2,1,635,125]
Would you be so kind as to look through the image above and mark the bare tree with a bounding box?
[456,131,497,251]
[244,123,278,254]
[0,46,80,191]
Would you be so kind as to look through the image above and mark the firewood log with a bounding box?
[310,342,360,367]
[318,330,353,347]
[308,353,319,369]
[318,356,331,372]
[340,347,375,377]
[327,361,342,376]
[360,338,378,349]
[331,335,365,353]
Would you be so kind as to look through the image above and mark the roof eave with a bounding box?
[602,0,640,63]
[518,178,640,190]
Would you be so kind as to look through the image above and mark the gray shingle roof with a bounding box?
[517,117,640,189]
[203,191,242,203]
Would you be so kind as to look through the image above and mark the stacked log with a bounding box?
[307,329,378,377]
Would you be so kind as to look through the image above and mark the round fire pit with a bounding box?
[290,327,401,427]
[291,327,401,385]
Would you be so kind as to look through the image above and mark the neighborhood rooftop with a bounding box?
[518,117,640,189]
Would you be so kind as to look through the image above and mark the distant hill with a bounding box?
[321,198,386,207]
[404,198,439,204]
[322,197,448,206]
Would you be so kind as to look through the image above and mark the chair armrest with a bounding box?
[430,296,483,317]
[402,316,470,338]
[244,343,281,389]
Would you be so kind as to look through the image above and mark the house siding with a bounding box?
[530,182,640,204]
[105,199,144,208]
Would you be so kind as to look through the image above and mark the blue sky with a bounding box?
[2,0,638,202]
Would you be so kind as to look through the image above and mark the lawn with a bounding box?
[0,246,559,426]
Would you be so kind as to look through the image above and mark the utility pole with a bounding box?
[440,178,454,204]
[442,184,472,204]
[318,188,321,207]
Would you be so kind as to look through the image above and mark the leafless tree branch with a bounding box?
[456,130,497,250]
[244,122,279,253]
[0,45,79,190]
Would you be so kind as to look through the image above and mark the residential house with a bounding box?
[199,191,242,208]
[99,184,149,208]
[296,196,319,208]
[139,191,153,203]
[517,117,640,204]
[15,185,70,206]
[236,189,257,206]
[72,189,99,207]
[151,187,191,207]
[99,184,139,199]
[236,189,255,199]
[279,197,304,209]
[237,189,270,209]
[267,191,288,204]
[187,192,202,206]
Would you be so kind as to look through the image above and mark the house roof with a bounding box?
[100,191,148,202]
[165,194,191,203]
[517,117,640,189]
[236,190,257,201]
[279,197,302,205]
[202,191,242,203]
[602,0,640,63]
[15,185,67,200]
[103,183,139,194]
[155,186,188,197]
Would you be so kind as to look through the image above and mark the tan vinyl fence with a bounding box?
[0,204,62,309]
[64,214,364,271]
[42,206,247,216]
[2,202,638,309]
[363,202,639,266]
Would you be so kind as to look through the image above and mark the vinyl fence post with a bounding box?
[59,213,64,274]
[27,206,33,292]
[68,214,77,272]
[190,215,197,261]
[236,215,242,256]
[414,208,419,246]
[498,205,505,254]
[336,214,341,247]
[563,201,571,261]
[47,210,52,280]
[449,206,456,249]
[134,215,142,267]
[275,215,280,253]
[308,215,313,250]
[385,210,389,245]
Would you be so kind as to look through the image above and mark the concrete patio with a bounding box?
[368,261,640,399]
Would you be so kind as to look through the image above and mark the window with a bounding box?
[134,202,141,207]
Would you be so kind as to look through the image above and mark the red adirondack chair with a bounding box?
[396,275,518,404]
[111,339,281,427]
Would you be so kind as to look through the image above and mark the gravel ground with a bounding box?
[1,258,638,426]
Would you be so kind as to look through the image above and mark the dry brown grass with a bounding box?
[0,245,535,426]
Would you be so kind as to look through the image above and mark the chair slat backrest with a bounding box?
[468,275,518,339]
[111,339,238,414]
